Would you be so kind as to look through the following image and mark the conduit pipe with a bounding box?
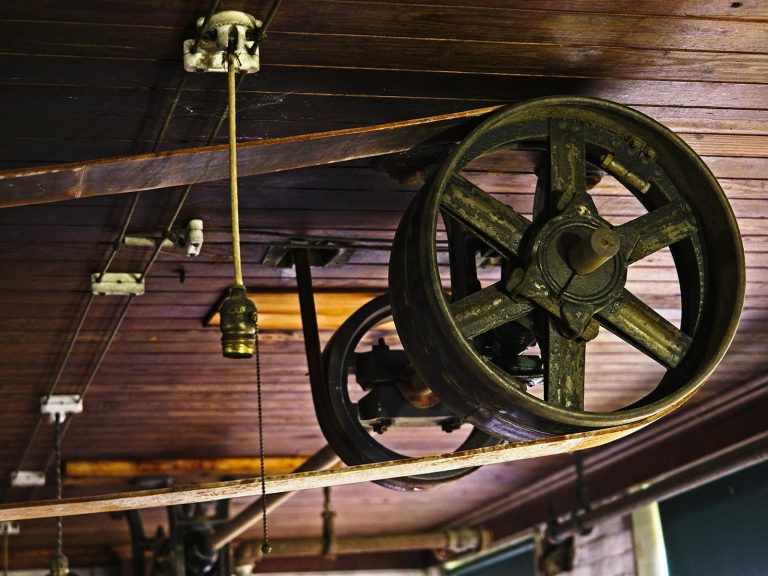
[233,527,492,572]
[206,444,340,552]
[545,429,768,541]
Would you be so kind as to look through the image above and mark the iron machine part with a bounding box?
[389,96,744,440]
[312,293,502,491]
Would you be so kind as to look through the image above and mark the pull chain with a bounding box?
[254,312,271,555]
[3,530,8,576]
[321,487,336,559]
[55,414,63,560]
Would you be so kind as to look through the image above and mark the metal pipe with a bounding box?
[207,445,339,551]
[125,510,149,576]
[234,527,492,566]
[551,429,768,539]
[248,0,283,55]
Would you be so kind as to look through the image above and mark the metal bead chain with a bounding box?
[55,414,63,559]
[254,313,271,554]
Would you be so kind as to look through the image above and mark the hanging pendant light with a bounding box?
[219,26,257,359]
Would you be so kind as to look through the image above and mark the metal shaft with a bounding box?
[549,429,768,539]
[568,227,621,275]
[234,527,491,564]
[207,445,339,551]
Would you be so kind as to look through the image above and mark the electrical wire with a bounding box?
[3,0,220,502]
[228,52,245,287]
[10,0,287,506]
[248,0,283,55]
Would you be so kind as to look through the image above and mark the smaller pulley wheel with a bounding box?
[389,96,744,440]
[313,293,502,491]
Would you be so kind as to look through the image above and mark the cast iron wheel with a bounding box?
[389,96,744,440]
[314,293,502,491]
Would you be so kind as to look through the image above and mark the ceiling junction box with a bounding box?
[183,11,262,74]
[41,394,83,423]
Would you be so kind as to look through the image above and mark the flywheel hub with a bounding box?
[528,211,627,308]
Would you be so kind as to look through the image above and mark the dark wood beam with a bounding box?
[0,107,498,209]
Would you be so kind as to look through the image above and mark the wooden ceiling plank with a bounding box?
[1,0,765,25]
[1,82,766,141]
[342,0,768,21]
[2,55,767,111]
[266,3,768,53]
[3,3,766,53]
[3,22,768,83]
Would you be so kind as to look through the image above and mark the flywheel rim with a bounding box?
[389,96,745,438]
[314,293,502,491]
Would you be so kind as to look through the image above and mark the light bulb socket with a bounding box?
[49,551,69,576]
[220,284,257,358]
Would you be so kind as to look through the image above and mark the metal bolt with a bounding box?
[441,418,462,433]
[372,418,392,434]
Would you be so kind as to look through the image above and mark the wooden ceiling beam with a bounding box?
[0,107,497,209]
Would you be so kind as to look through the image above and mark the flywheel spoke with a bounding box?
[546,119,587,213]
[596,290,692,369]
[450,282,535,339]
[542,317,586,410]
[441,174,530,258]
[617,199,697,263]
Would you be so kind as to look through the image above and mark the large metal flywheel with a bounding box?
[389,96,744,440]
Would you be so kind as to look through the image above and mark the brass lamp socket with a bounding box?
[220,284,257,359]
[49,551,70,576]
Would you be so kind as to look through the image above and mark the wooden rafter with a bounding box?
[0,106,499,209]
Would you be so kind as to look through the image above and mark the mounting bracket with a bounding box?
[41,394,83,423]
[261,241,355,269]
[124,219,204,258]
[91,273,145,296]
[10,470,45,487]
[0,521,20,535]
[183,11,262,74]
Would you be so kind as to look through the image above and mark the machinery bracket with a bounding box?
[91,273,145,296]
[261,241,355,269]
[41,394,83,423]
